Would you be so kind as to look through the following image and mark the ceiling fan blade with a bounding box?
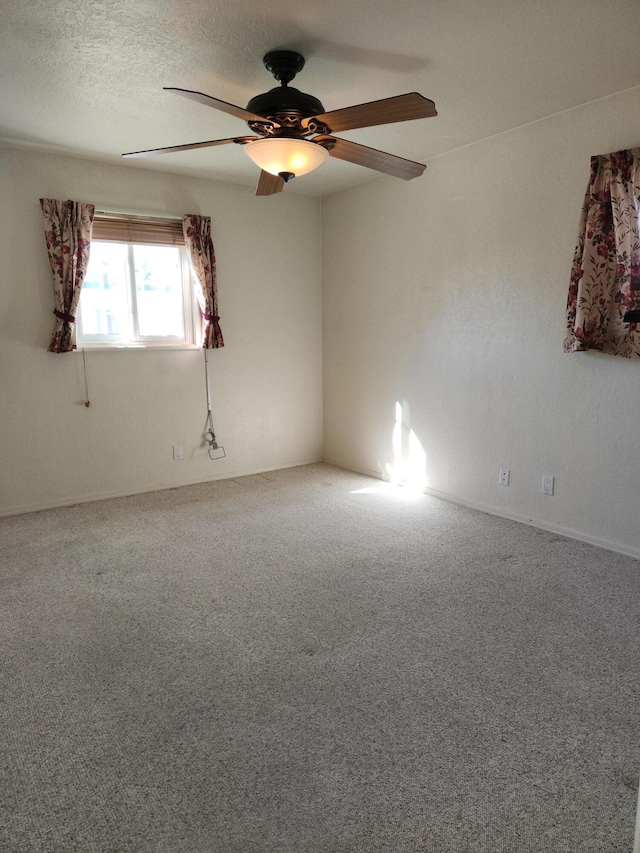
[164,88,279,127]
[303,93,436,134]
[255,170,285,196]
[314,136,426,180]
[123,136,257,158]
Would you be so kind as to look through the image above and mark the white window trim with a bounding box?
[77,217,202,350]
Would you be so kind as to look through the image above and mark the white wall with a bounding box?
[0,148,323,514]
[322,87,640,558]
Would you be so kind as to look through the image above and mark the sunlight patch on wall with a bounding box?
[386,400,427,493]
[350,401,428,499]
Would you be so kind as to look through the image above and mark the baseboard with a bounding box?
[324,456,640,562]
[8,455,640,562]
[0,457,323,518]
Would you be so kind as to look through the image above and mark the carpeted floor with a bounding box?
[1,463,639,852]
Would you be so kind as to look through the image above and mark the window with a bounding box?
[77,213,200,348]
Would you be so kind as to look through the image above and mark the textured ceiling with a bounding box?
[1,0,639,196]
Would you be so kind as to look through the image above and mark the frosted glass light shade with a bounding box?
[244,138,328,178]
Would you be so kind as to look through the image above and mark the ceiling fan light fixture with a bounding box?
[244,137,328,178]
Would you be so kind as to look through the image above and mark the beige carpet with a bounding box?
[1,464,639,852]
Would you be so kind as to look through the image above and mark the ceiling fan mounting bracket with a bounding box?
[303,118,330,136]
[263,50,305,86]
[245,120,277,137]
[315,136,336,152]
[247,112,327,139]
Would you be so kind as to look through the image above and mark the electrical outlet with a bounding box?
[542,475,554,496]
[499,467,510,486]
[173,445,183,461]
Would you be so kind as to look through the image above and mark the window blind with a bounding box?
[92,213,185,246]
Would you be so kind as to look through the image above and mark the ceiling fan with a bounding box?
[123,50,437,196]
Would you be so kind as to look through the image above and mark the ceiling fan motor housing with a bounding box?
[246,50,325,136]
[246,87,325,132]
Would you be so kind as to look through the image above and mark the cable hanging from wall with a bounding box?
[203,350,226,461]
[81,347,91,407]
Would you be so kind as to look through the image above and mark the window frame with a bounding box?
[76,213,201,351]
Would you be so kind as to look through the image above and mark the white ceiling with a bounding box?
[2,0,639,197]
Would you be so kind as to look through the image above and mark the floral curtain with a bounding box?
[182,214,224,349]
[40,198,95,353]
[564,148,640,358]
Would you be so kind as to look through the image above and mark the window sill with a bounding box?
[77,343,202,351]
